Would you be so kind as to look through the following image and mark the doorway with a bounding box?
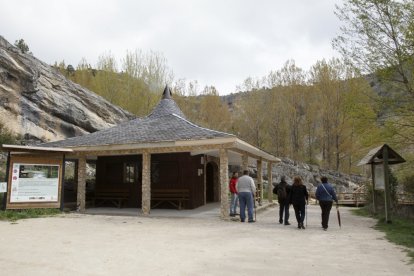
[206,162,218,203]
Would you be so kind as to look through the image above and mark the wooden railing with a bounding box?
[396,193,414,205]
[310,192,367,207]
[310,192,414,206]
[337,192,367,207]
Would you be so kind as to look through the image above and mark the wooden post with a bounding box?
[60,154,66,211]
[142,151,151,215]
[383,146,392,223]
[2,152,11,210]
[203,155,207,205]
[76,156,86,212]
[371,163,378,215]
[267,162,273,203]
[219,149,229,219]
[257,159,263,206]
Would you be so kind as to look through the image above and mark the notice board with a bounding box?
[7,155,63,209]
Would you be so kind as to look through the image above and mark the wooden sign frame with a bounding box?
[6,155,63,209]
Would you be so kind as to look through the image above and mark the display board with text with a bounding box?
[7,156,63,209]
[10,163,60,202]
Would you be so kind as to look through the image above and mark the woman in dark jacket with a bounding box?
[289,176,309,229]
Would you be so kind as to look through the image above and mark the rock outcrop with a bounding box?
[237,157,367,193]
[0,36,133,143]
[273,158,367,193]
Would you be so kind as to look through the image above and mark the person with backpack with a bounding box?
[229,172,239,216]
[273,176,291,225]
[289,176,308,229]
[315,176,338,231]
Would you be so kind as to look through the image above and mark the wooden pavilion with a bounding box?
[1,86,280,218]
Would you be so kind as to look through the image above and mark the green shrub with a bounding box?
[400,173,414,194]
[0,122,17,145]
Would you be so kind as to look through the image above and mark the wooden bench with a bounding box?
[151,189,190,210]
[94,189,130,208]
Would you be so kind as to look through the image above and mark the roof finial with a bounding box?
[162,85,172,99]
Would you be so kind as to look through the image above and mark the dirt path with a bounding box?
[0,205,412,275]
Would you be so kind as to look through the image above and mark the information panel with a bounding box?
[374,165,385,190]
[10,163,60,202]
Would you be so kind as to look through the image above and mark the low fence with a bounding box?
[309,192,366,207]
[337,192,367,207]
[396,193,414,205]
[310,192,414,207]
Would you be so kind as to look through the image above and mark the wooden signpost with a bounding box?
[358,144,405,223]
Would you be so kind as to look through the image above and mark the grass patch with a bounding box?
[352,207,414,263]
[351,207,371,217]
[0,208,62,222]
[375,217,414,262]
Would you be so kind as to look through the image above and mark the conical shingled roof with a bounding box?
[43,85,234,148]
[148,86,186,119]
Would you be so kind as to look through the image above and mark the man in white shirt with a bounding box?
[236,170,256,222]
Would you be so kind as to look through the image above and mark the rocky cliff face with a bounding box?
[0,36,134,144]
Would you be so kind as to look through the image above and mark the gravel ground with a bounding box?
[0,205,413,276]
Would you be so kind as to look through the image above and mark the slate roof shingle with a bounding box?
[44,86,234,148]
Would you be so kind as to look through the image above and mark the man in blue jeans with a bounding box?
[236,170,256,222]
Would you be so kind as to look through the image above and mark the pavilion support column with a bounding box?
[76,156,86,212]
[219,149,229,219]
[241,154,248,172]
[142,151,151,215]
[257,159,263,206]
[267,162,273,203]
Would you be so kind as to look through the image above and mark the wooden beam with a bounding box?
[371,163,378,215]
[60,154,66,211]
[70,142,236,158]
[1,144,72,153]
[1,152,10,210]
[231,148,262,162]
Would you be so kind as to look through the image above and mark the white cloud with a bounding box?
[0,0,342,94]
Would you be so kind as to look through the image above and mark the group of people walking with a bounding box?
[275,176,309,229]
[229,172,338,230]
[274,175,338,230]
